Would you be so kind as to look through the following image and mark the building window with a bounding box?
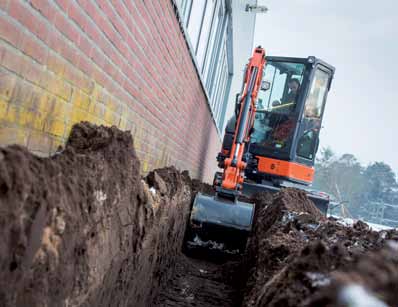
[186,1,207,49]
[196,0,216,69]
[177,0,193,26]
[176,0,233,132]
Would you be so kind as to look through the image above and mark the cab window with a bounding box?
[250,61,305,153]
[296,68,330,159]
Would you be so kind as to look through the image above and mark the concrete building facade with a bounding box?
[0,0,256,181]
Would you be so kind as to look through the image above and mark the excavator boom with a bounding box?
[221,47,266,193]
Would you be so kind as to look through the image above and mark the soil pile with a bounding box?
[308,242,398,306]
[242,188,398,307]
[0,122,191,307]
[1,122,397,307]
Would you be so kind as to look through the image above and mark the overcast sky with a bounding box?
[254,0,398,173]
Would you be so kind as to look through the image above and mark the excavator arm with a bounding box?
[219,47,266,193]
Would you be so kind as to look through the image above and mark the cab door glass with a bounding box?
[251,61,305,154]
[296,68,330,159]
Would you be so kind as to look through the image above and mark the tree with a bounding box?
[363,162,397,202]
[313,150,365,216]
[313,151,398,224]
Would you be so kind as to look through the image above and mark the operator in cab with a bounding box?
[262,78,301,149]
[272,78,300,114]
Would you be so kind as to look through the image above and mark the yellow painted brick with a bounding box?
[54,78,72,102]
[0,70,17,100]
[87,100,97,114]
[120,105,130,118]
[18,108,36,128]
[33,111,46,130]
[96,88,109,105]
[78,71,95,95]
[93,103,106,119]
[104,109,113,124]
[50,98,72,120]
[72,90,91,111]
[134,136,141,151]
[105,98,121,113]
[70,107,86,124]
[92,116,105,126]
[91,83,101,101]
[0,98,7,119]
[41,73,72,102]
[35,93,50,112]
[26,90,43,111]
[85,113,98,125]
[118,117,127,130]
[142,159,149,172]
[45,119,66,138]
[65,124,72,138]
[4,103,18,123]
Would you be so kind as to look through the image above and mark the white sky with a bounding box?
[254,0,398,172]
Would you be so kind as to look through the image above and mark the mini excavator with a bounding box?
[184,47,335,254]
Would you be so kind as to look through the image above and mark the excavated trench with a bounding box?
[1,122,398,307]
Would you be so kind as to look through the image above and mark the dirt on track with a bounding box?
[1,122,398,307]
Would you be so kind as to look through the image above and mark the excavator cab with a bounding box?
[249,56,334,172]
[244,56,335,212]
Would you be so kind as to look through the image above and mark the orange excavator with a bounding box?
[184,47,335,254]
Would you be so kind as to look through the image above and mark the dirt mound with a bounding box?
[0,122,191,307]
[1,122,397,307]
[308,241,398,307]
[242,188,397,307]
[190,178,215,196]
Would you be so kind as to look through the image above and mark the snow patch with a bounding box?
[338,284,388,307]
[305,272,331,287]
[149,187,156,196]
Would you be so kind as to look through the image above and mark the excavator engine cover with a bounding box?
[184,193,255,255]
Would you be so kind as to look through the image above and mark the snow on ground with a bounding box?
[329,215,394,231]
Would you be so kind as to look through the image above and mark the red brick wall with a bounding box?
[0,0,221,181]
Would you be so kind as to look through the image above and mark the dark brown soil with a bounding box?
[307,242,398,307]
[0,122,192,307]
[1,122,397,307]
[242,189,398,307]
[154,256,241,307]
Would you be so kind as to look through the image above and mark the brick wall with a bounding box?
[0,0,221,181]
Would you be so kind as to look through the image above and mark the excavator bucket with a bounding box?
[184,193,255,255]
